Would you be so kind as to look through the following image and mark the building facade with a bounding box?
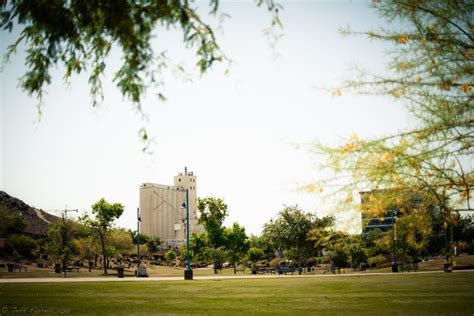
[139,168,203,248]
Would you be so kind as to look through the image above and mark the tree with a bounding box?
[6,234,38,259]
[146,236,162,254]
[197,196,228,274]
[0,0,281,150]
[262,205,317,274]
[329,244,350,274]
[189,232,209,263]
[0,209,27,237]
[307,215,336,256]
[129,230,150,245]
[248,234,275,260]
[346,235,368,271]
[81,198,124,274]
[307,1,473,266]
[247,247,265,263]
[47,216,80,277]
[224,222,249,274]
[108,228,134,257]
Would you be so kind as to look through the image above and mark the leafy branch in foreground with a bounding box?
[1,0,282,151]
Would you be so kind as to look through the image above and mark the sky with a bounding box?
[0,1,414,235]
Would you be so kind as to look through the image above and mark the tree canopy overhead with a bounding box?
[308,0,473,220]
[0,0,281,150]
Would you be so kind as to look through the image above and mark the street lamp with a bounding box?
[181,188,193,280]
[137,207,141,272]
[391,210,399,273]
[136,207,147,277]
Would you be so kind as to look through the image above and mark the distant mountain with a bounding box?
[0,191,61,237]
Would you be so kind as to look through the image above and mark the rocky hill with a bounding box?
[0,191,61,237]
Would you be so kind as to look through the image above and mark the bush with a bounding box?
[464,242,474,255]
[247,247,265,262]
[305,257,318,267]
[165,249,176,264]
[6,234,38,258]
[269,258,281,267]
[367,255,388,268]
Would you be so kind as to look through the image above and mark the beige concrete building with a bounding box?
[139,168,203,248]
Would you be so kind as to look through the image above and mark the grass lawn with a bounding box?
[2,254,473,279]
[0,272,473,315]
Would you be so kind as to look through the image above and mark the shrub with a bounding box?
[6,234,38,258]
[247,247,265,262]
[305,257,318,267]
[367,255,387,268]
[269,258,281,267]
[165,249,176,264]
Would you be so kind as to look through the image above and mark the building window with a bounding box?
[179,178,181,182]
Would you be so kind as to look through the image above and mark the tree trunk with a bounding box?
[233,261,237,274]
[298,251,303,275]
[99,233,107,274]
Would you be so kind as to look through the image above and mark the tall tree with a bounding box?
[1,0,281,150]
[263,205,318,274]
[224,222,249,274]
[197,196,228,273]
[81,198,124,274]
[307,0,473,265]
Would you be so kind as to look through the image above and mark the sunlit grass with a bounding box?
[0,272,473,315]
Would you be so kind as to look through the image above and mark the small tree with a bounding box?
[198,197,228,274]
[329,244,350,274]
[263,206,318,274]
[347,236,368,271]
[81,198,124,274]
[247,247,265,263]
[47,216,80,278]
[146,237,162,254]
[224,222,249,274]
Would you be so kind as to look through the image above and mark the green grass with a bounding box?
[0,273,473,315]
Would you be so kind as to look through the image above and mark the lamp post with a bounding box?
[391,210,399,273]
[182,189,193,280]
[136,207,147,277]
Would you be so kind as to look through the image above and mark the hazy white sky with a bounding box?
[0,1,413,235]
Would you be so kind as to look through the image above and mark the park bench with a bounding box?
[399,262,418,272]
[276,265,296,275]
[66,266,80,272]
[6,263,27,272]
[252,267,275,274]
